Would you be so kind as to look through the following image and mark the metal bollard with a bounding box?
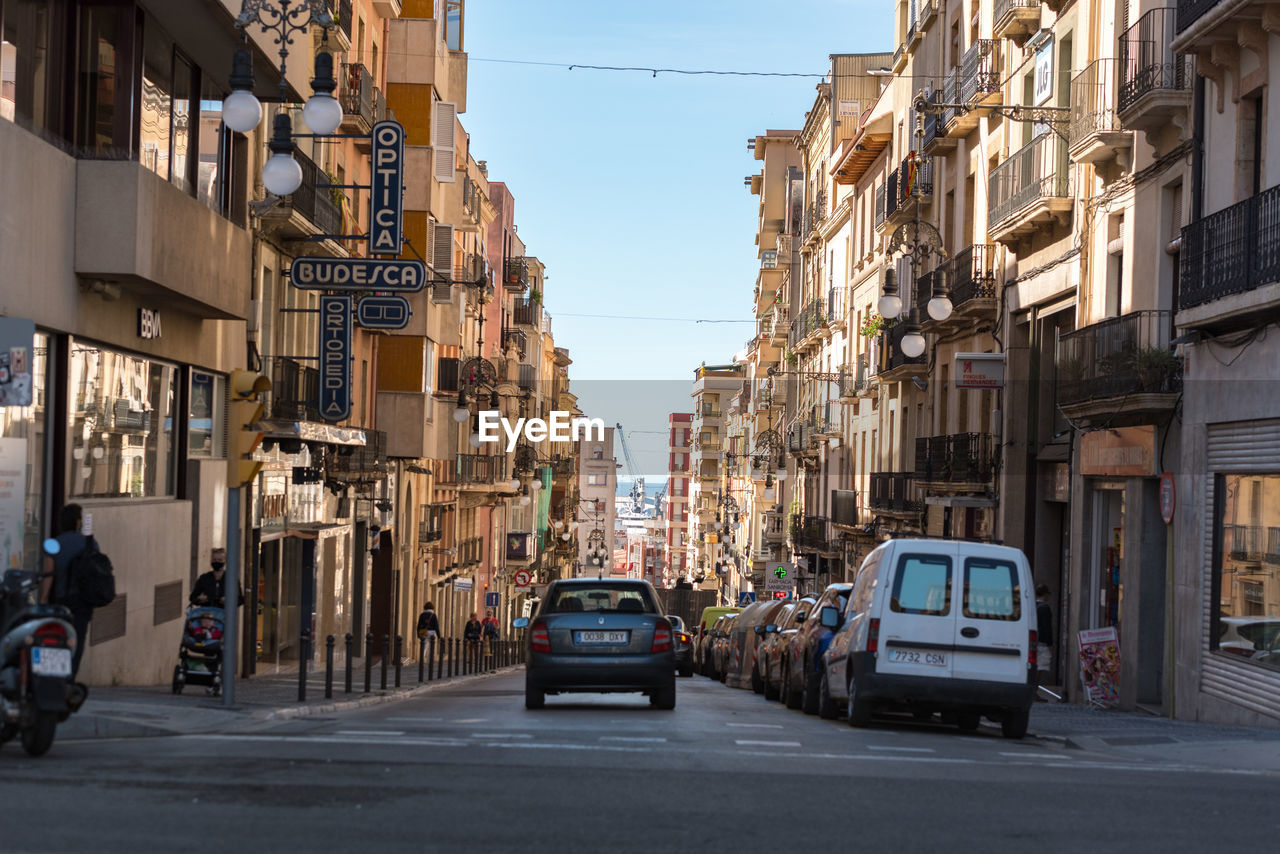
[436,636,443,680]
[325,634,335,699]
[448,638,455,678]
[344,633,353,694]
[298,627,310,702]
[381,634,390,690]
[394,635,403,688]
[364,631,374,693]
[418,636,426,683]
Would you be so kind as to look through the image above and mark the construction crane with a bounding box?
[615,423,646,516]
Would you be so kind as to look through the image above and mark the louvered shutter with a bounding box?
[432,223,454,280]
[432,101,457,183]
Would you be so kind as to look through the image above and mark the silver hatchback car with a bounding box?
[514,578,677,710]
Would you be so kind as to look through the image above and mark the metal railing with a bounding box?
[336,0,353,42]
[1226,525,1265,561]
[790,514,829,551]
[1120,8,1194,114]
[831,489,859,527]
[915,433,995,484]
[270,356,320,421]
[869,472,921,512]
[897,154,933,203]
[884,169,900,220]
[838,367,858,399]
[994,0,1039,30]
[875,183,887,228]
[1176,0,1224,34]
[959,40,1001,104]
[505,257,529,290]
[503,329,528,359]
[946,244,998,308]
[827,287,843,324]
[1180,182,1280,309]
[328,430,387,480]
[921,89,945,149]
[456,453,505,485]
[1070,59,1122,148]
[1056,310,1181,405]
[940,69,961,130]
[881,321,927,371]
[764,512,786,539]
[339,63,374,127]
[988,133,1070,229]
[513,297,539,326]
[287,149,341,236]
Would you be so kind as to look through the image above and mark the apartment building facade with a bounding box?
[665,413,693,583]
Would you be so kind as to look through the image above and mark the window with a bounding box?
[890,554,951,615]
[0,331,48,572]
[1,0,67,132]
[68,342,177,498]
[587,473,606,486]
[1213,474,1280,669]
[591,445,603,460]
[139,25,173,180]
[963,558,1021,620]
[187,371,225,458]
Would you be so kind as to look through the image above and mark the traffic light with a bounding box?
[228,369,271,488]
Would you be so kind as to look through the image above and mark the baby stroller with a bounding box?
[173,606,225,696]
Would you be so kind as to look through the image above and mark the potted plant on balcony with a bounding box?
[784,349,798,366]
[529,288,543,305]
[860,313,892,338]
[1130,347,1180,392]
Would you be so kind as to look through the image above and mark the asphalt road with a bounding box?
[2,671,1278,852]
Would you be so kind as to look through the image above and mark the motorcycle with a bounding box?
[0,538,85,757]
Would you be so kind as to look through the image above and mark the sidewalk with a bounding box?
[1011,699,1280,773]
[60,655,519,742]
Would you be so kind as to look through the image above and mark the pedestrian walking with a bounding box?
[417,601,441,641]
[482,611,500,671]
[190,548,241,608]
[40,503,93,678]
[464,612,482,665]
[1035,584,1054,699]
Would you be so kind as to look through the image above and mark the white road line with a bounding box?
[384,717,443,723]
[333,730,405,736]
[735,739,802,747]
[453,718,488,723]
[471,733,532,739]
[999,752,1072,760]
[727,723,784,729]
[601,736,667,743]
[866,745,935,753]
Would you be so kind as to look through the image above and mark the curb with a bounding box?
[267,665,522,721]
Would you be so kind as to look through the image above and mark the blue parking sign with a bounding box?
[485,592,500,608]
[738,591,756,606]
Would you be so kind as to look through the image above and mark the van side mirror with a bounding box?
[820,606,840,629]
[513,617,529,629]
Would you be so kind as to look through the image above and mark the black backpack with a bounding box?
[69,536,117,609]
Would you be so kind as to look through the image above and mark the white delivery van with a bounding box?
[819,538,1037,738]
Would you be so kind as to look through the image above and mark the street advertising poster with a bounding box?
[0,438,27,570]
[0,317,35,407]
[1078,627,1121,706]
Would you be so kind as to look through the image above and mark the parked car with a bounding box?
[760,597,815,700]
[668,614,694,677]
[514,578,676,710]
[781,583,853,714]
[725,598,792,691]
[712,614,739,682]
[695,607,740,677]
[698,605,741,634]
[697,614,729,677]
[820,538,1037,739]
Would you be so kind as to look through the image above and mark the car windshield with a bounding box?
[548,584,655,613]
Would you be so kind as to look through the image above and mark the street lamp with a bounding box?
[900,310,927,359]
[927,268,953,322]
[877,268,902,320]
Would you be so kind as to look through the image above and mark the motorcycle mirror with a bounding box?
[43,538,60,556]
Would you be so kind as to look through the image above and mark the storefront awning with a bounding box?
[257,418,366,447]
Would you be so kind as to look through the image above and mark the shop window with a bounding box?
[188,370,226,459]
[0,331,48,571]
[68,341,177,499]
[1213,474,1280,669]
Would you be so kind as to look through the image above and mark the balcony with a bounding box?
[838,367,859,401]
[812,401,841,438]
[504,257,529,292]
[988,133,1072,244]
[257,148,342,248]
[787,423,813,456]
[946,244,998,319]
[947,40,1002,136]
[993,0,1041,46]
[763,512,787,543]
[1179,183,1280,331]
[339,63,375,136]
[1069,59,1131,167]
[456,453,506,488]
[1056,310,1182,427]
[831,489,861,529]
[513,297,540,327]
[915,434,995,488]
[269,357,320,421]
[921,86,956,154]
[1225,525,1265,561]
[503,329,528,360]
[790,515,830,552]
[827,286,845,332]
[879,322,927,380]
[506,532,535,562]
[885,155,934,228]
[518,364,537,391]
[327,430,387,482]
[869,473,923,514]
[1119,8,1193,140]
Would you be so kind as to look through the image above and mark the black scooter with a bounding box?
[0,539,85,757]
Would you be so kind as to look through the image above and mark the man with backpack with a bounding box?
[39,503,95,678]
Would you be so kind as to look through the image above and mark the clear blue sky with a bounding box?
[460,1,893,476]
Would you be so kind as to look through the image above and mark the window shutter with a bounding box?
[432,223,454,280]
[437,356,459,393]
[432,101,457,183]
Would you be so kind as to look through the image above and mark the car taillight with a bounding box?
[867,618,880,653]
[1028,630,1037,666]
[678,632,690,643]
[531,620,551,654]
[33,621,67,647]
[652,623,672,653]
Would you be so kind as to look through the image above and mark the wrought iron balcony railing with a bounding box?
[339,63,375,129]
[946,244,998,308]
[1119,8,1193,114]
[456,453,505,485]
[1069,58,1123,148]
[503,329,528,359]
[959,40,1001,104]
[988,133,1071,229]
[513,297,539,326]
[869,472,922,512]
[1056,310,1181,405]
[284,148,341,236]
[790,514,829,551]
[881,321,926,372]
[831,489,860,528]
[914,433,995,484]
[270,356,320,421]
[328,430,387,480]
[1180,182,1280,309]
[1176,0,1225,34]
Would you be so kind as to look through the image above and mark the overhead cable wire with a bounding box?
[555,312,754,323]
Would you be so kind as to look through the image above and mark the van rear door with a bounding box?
[951,551,1029,684]
[878,545,956,680]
